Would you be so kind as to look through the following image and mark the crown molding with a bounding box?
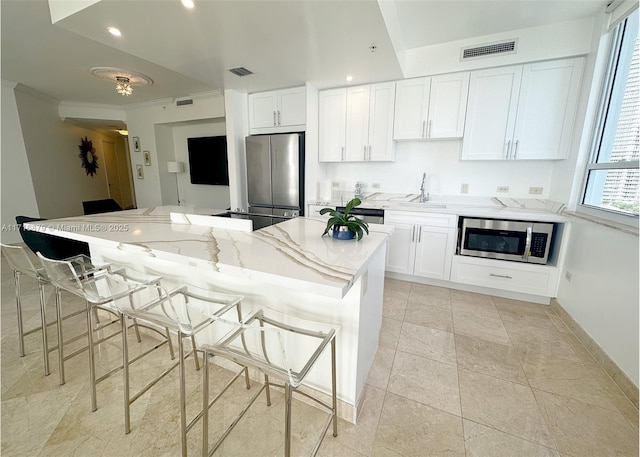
[13,83,60,104]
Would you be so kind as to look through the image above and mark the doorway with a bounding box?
[102,140,135,209]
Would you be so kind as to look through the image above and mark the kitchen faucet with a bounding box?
[419,173,429,202]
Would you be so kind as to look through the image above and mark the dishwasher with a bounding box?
[336,206,385,224]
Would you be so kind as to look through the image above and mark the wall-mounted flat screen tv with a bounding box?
[187,136,229,185]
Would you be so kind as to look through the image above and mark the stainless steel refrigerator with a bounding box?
[245,133,304,229]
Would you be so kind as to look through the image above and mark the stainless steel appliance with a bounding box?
[245,133,304,229]
[459,217,554,264]
[335,206,384,224]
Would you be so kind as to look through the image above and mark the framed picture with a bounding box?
[133,137,141,152]
[136,164,144,179]
[143,150,151,166]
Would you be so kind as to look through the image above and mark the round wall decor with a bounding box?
[78,136,99,176]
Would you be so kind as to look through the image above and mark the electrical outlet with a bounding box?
[497,186,509,193]
[371,183,381,189]
[565,271,573,282]
[529,186,543,195]
[460,183,469,194]
[331,181,340,188]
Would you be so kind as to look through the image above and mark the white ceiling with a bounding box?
[1,0,606,109]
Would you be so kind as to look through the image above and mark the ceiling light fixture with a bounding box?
[181,0,195,9]
[117,129,129,136]
[115,76,133,96]
[89,67,153,98]
[346,75,353,82]
[107,27,122,36]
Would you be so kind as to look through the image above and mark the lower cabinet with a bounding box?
[450,255,559,297]
[384,211,457,281]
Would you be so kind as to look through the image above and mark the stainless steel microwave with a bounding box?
[460,217,554,264]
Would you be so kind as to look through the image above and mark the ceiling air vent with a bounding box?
[461,39,517,61]
[176,98,193,107]
[227,66,254,77]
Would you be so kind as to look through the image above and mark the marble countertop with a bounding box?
[25,206,393,299]
[309,193,569,223]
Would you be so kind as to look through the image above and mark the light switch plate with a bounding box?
[529,186,543,195]
[372,183,381,189]
[497,186,509,193]
[460,183,469,194]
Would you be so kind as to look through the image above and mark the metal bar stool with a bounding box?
[36,252,174,413]
[1,243,106,376]
[114,284,249,454]
[198,308,338,457]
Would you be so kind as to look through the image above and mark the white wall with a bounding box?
[323,141,555,199]
[224,89,249,211]
[402,17,594,78]
[124,92,225,208]
[556,218,639,385]
[12,85,119,219]
[1,81,40,244]
[155,124,176,205]
[171,120,230,209]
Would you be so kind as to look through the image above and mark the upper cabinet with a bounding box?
[248,87,306,134]
[462,58,584,160]
[319,82,395,162]
[393,72,470,140]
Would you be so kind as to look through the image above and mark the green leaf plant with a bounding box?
[319,197,370,241]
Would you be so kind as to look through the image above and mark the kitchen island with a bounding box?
[25,206,393,422]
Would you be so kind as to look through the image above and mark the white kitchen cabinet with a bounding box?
[462,58,583,160]
[320,82,395,162]
[384,211,457,281]
[450,255,560,297]
[319,88,347,162]
[393,72,469,140]
[249,87,306,134]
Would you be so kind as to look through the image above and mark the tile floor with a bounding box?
[1,255,638,456]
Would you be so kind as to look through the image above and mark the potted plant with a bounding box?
[320,197,369,240]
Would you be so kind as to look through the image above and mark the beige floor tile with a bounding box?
[408,284,451,307]
[366,346,396,390]
[458,369,556,448]
[520,353,619,412]
[403,300,453,332]
[318,439,368,457]
[378,318,402,350]
[534,389,639,457]
[325,384,385,456]
[451,290,494,305]
[454,333,528,385]
[373,392,465,457]
[387,350,461,416]
[382,296,408,321]
[503,320,581,362]
[493,296,550,316]
[451,300,501,320]
[452,311,511,345]
[496,307,557,331]
[463,419,560,457]
[397,322,456,365]
[384,278,412,294]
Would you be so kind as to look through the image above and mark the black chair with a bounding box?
[82,199,122,215]
[16,216,90,260]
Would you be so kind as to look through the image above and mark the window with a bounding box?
[581,8,639,225]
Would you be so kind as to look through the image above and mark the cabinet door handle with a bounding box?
[418,226,422,243]
[422,120,426,138]
[513,140,519,159]
[277,110,281,126]
[364,145,367,161]
[427,120,432,138]
[273,111,277,126]
[505,140,511,159]
[490,273,513,279]
[411,225,415,242]
[368,145,372,161]
[341,146,345,161]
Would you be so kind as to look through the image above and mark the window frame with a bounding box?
[579,10,639,227]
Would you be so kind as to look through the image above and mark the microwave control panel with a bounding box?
[530,233,549,258]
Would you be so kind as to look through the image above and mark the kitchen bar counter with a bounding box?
[25,206,393,422]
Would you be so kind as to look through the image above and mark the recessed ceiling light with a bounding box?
[117,129,129,136]
[346,75,353,82]
[181,0,195,9]
[107,27,121,37]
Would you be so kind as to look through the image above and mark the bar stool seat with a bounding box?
[199,308,338,457]
[114,284,249,454]
[36,252,174,413]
